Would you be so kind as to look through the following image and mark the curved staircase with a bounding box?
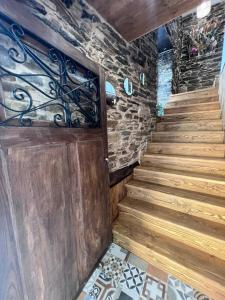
[113,87,225,300]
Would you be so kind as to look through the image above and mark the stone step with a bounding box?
[152,131,224,143]
[113,214,225,300]
[147,142,225,158]
[126,180,225,225]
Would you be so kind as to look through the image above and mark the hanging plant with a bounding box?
[186,17,220,58]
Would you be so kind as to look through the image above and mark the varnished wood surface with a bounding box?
[113,87,225,298]
[119,197,225,260]
[110,175,132,223]
[0,154,25,299]
[160,110,221,122]
[152,131,224,143]
[141,154,225,177]
[169,87,218,101]
[126,180,225,225]
[166,96,218,108]
[0,2,111,298]
[147,142,225,158]
[113,215,225,300]
[164,102,220,115]
[134,166,225,197]
[156,119,222,131]
[86,0,204,41]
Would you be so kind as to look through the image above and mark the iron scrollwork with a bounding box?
[0,17,100,128]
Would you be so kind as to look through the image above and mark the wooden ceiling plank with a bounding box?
[86,0,204,41]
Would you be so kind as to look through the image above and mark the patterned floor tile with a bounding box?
[128,253,149,272]
[101,254,125,287]
[167,275,194,300]
[193,290,212,300]
[107,243,128,261]
[119,262,146,299]
[147,264,168,283]
[83,268,102,294]
[140,274,167,300]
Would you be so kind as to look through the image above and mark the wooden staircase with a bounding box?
[113,87,225,300]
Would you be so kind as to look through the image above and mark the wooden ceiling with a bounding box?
[86,0,205,41]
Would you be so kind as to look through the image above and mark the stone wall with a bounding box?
[157,50,173,107]
[19,0,158,172]
[167,2,225,93]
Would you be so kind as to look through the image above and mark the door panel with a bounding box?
[6,143,79,300]
[0,1,111,298]
[74,140,111,282]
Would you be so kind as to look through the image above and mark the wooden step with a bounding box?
[160,110,221,122]
[164,102,220,115]
[156,119,222,132]
[118,197,225,260]
[134,166,225,197]
[166,96,218,108]
[113,215,225,300]
[126,180,225,225]
[141,154,225,177]
[152,131,224,143]
[169,87,218,102]
[147,143,225,158]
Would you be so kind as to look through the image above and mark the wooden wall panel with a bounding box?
[86,0,204,41]
[110,175,132,222]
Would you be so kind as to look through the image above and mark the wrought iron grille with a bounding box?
[0,16,101,128]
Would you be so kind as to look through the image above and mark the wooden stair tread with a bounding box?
[141,153,225,177]
[166,96,218,108]
[152,131,224,143]
[147,142,225,158]
[169,87,218,100]
[164,102,220,114]
[160,110,221,122]
[135,165,225,182]
[126,179,225,208]
[119,197,225,244]
[113,215,225,300]
[134,166,225,197]
[156,119,222,131]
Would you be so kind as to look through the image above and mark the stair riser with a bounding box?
[160,111,221,122]
[152,132,224,144]
[126,184,225,225]
[118,205,225,261]
[134,169,225,197]
[141,156,225,177]
[147,143,225,158]
[166,97,218,108]
[156,120,222,132]
[165,102,220,115]
[113,231,225,300]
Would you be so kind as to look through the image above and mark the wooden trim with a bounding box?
[0,0,99,74]
[110,161,139,187]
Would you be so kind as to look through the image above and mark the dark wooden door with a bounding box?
[0,2,111,299]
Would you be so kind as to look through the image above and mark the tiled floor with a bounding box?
[77,243,211,300]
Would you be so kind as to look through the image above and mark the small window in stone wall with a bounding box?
[0,17,101,128]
